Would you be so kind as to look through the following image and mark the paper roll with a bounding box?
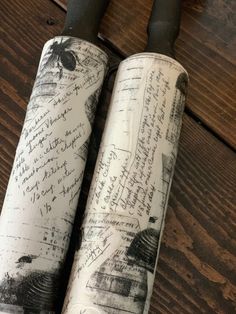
[63,53,188,314]
[0,36,108,313]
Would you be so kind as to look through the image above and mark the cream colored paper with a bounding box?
[63,53,188,314]
[0,36,108,313]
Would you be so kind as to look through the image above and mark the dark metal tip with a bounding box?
[62,0,110,44]
[146,0,181,58]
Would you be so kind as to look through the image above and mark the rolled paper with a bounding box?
[0,36,108,313]
[63,53,188,313]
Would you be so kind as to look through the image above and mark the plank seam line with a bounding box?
[185,107,235,152]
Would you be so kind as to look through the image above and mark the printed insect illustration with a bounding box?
[42,38,78,79]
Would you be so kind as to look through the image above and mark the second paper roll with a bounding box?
[63,53,188,314]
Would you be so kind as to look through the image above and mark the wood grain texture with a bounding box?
[0,0,236,313]
[150,114,236,314]
[55,0,236,149]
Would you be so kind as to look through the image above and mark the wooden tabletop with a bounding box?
[0,0,236,313]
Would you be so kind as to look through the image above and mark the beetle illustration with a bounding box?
[43,38,78,79]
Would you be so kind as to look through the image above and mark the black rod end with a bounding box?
[146,0,181,58]
[62,0,109,44]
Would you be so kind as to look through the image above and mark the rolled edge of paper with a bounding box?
[121,52,188,79]
[0,36,108,313]
[62,53,188,313]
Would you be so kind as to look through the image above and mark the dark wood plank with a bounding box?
[55,0,236,149]
[0,0,236,313]
[150,114,236,314]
